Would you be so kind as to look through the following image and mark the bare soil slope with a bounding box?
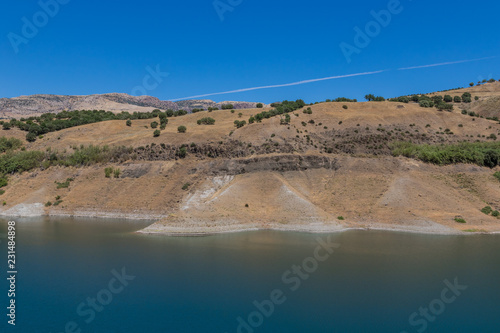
[2,83,500,235]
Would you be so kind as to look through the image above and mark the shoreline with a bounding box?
[1,204,499,236]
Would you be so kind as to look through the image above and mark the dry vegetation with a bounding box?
[1,81,500,234]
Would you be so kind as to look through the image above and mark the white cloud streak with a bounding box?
[169,70,386,101]
[398,56,496,70]
[168,56,496,101]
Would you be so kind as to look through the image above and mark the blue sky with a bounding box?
[1,0,499,103]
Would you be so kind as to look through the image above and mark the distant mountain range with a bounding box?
[0,93,264,118]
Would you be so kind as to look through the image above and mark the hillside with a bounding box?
[0,93,263,118]
[1,81,500,235]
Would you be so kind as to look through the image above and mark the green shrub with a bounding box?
[494,172,500,181]
[0,189,4,195]
[45,201,52,207]
[454,96,462,103]
[113,168,121,178]
[126,120,132,126]
[342,105,348,109]
[26,132,37,142]
[153,130,161,137]
[177,147,187,158]
[391,141,500,167]
[419,100,434,108]
[256,103,263,108]
[105,167,113,178]
[197,117,216,125]
[0,150,44,174]
[492,210,500,217]
[150,121,158,129]
[55,178,73,189]
[481,206,493,215]
[436,103,454,111]
[454,217,467,223]
[182,183,190,190]
[234,120,246,128]
[177,126,187,133]
[0,137,22,152]
[444,95,453,103]
[337,216,345,220]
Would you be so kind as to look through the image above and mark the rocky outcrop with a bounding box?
[0,93,264,117]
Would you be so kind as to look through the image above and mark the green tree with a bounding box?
[197,117,216,125]
[454,96,462,103]
[462,92,472,103]
[469,82,474,87]
[126,119,132,127]
[151,121,159,129]
[177,125,187,133]
[153,130,161,137]
[256,103,263,108]
[364,94,375,101]
[443,95,453,103]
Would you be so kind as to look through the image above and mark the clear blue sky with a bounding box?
[1,0,499,103]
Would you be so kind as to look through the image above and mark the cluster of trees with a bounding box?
[417,95,454,111]
[0,144,134,189]
[234,120,247,128]
[0,137,22,153]
[333,97,357,102]
[389,92,473,110]
[364,94,385,102]
[280,114,291,125]
[197,117,216,125]
[249,100,306,124]
[221,104,234,110]
[256,103,264,108]
[392,141,500,168]
[2,108,187,142]
[470,78,497,86]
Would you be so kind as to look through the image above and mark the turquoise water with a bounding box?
[1,217,499,332]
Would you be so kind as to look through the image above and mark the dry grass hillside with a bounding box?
[1,82,500,235]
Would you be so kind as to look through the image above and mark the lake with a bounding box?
[1,217,499,332]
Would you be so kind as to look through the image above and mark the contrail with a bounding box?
[169,70,386,101]
[398,56,496,70]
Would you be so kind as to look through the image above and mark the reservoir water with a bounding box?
[1,217,499,332]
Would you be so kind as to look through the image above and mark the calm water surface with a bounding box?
[0,217,499,332]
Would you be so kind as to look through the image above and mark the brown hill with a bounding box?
[0,93,264,118]
[1,82,500,235]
